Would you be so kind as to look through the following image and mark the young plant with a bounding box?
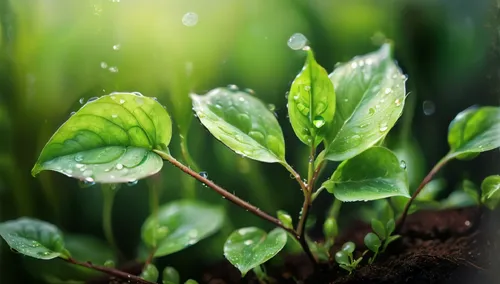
[0,40,498,283]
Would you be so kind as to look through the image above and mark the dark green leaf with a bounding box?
[277,210,293,229]
[192,88,285,163]
[481,175,500,210]
[325,44,406,161]
[371,219,386,240]
[0,218,66,260]
[447,106,500,159]
[386,219,395,236]
[32,93,172,183]
[288,47,336,146]
[141,200,225,257]
[326,147,409,202]
[162,266,180,284]
[462,180,480,204]
[224,227,287,276]
[364,232,381,253]
[323,217,338,239]
[140,264,159,282]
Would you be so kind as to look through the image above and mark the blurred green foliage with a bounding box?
[0,0,499,282]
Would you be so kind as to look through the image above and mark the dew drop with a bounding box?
[82,169,93,177]
[108,66,119,73]
[182,12,198,27]
[119,99,125,104]
[87,97,98,103]
[379,123,388,132]
[244,88,255,95]
[133,92,143,97]
[422,100,435,115]
[79,98,85,105]
[368,108,375,115]
[244,240,254,246]
[351,62,358,69]
[399,160,407,170]
[112,44,121,51]
[75,163,84,169]
[127,180,138,186]
[395,98,402,106]
[267,104,276,112]
[100,61,108,69]
[111,114,118,118]
[287,33,308,50]
[304,85,311,92]
[69,111,76,116]
[199,171,208,178]
[227,84,239,91]
[115,163,124,170]
[384,88,392,95]
[312,116,326,128]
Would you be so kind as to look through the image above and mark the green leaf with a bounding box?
[277,210,293,229]
[447,106,500,159]
[288,47,336,146]
[32,93,172,183]
[325,44,406,161]
[371,219,386,240]
[341,241,356,254]
[192,88,285,163]
[382,235,401,252]
[481,175,500,210]
[223,227,287,276]
[24,234,116,282]
[323,217,338,239]
[386,219,395,236]
[335,250,350,265]
[415,179,447,201]
[326,147,409,202]
[162,266,180,284]
[0,218,66,260]
[462,180,480,204]
[140,264,159,282]
[364,232,381,253]
[141,200,224,257]
[441,189,478,209]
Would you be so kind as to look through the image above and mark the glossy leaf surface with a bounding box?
[481,175,500,210]
[325,147,409,201]
[224,227,287,276]
[325,44,406,161]
[447,106,500,159]
[0,218,66,260]
[32,93,172,183]
[141,200,224,257]
[192,88,285,163]
[288,47,336,146]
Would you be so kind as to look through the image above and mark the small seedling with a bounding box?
[335,242,363,273]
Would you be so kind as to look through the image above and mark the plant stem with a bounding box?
[395,154,452,232]
[281,162,308,194]
[311,185,325,201]
[328,198,342,220]
[63,257,154,284]
[154,150,294,235]
[180,135,199,199]
[101,184,119,255]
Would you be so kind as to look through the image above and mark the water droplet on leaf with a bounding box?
[400,160,407,169]
[182,12,198,27]
[313,116,325,128]
[227,84,238,91]
[368,108,375,115]
[287,33,308,50]
[79,98,85,104]
[108,66,119,73]
[267,104,276,112]
[379,122,388,132]
[112,44,121,51]
[100,62,108,69]
[115,163,124,170]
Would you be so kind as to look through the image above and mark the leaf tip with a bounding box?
[31,164,43,177]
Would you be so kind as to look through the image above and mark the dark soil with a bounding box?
[201,207,500,284]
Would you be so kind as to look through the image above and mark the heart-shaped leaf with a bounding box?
[141,200,224,257]
[288,47,336,146]
[32,93,172,183]
[224,227,287,276]
[447,106,500,160]
[481,175,500,210]
[325,44,406,161]
[0,218,67,260]
[324,146,410,202]
[192,87,285,163]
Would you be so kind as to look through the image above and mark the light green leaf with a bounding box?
[140,264,159,282]
[325,147,409,202]
[192,88,285,163]
[32,93,172,183]
[325,44,406,161]
[481,175,500,210]
[224,227,287,276]
[364,232,381,253]
[371,219,386,240]
[447,106,500,159]
[288,47,336,146]
[0,218,66,260]
[276,210,293,229]
[141,200,224,257]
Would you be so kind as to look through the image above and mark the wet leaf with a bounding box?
[288,47,335,146]
[325,44,406,161]
[447,106,500,160]
[481,175,500,210]
[0,218,67,260]
[224,227,287,276]
[192,88,285,163]
[32,93,172,183]
[325,147,409,202]
[141,200,224,257]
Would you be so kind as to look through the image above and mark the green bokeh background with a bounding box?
[0,0,499,282]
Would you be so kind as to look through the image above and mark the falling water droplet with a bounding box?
[287,33,308,50]
[182,12,198,27]
[399,160,407,170]
[312,116,326,128]
[199,171,208,178]
[422,100,435,116]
